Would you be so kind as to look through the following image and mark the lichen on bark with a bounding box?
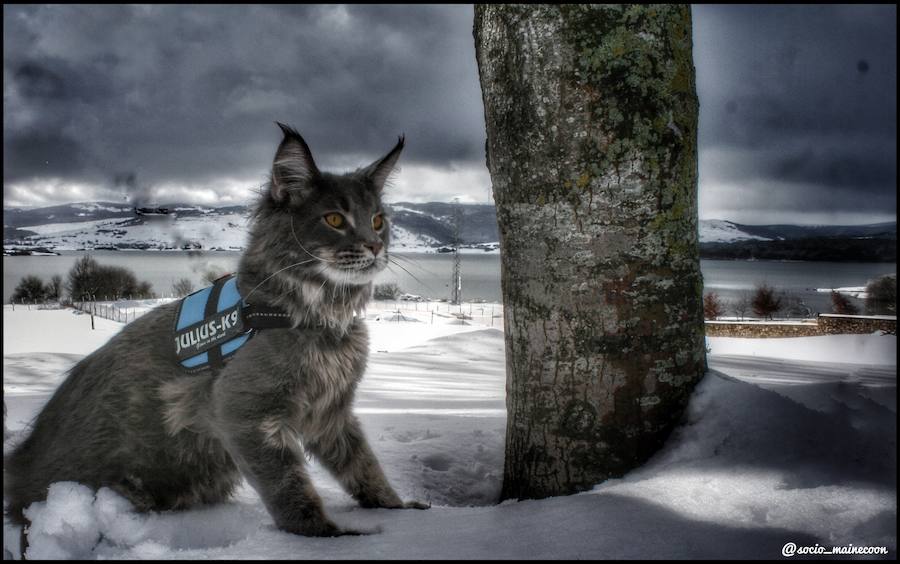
[475,4,706,501]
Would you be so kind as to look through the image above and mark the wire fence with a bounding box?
[71,300,144,324]
[366,299,505,327]
[9,296,506,329]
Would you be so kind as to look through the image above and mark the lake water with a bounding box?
[3,251,895,315]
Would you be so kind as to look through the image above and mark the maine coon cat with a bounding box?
[5,123,428,539]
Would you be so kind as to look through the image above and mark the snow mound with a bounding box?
[707,332,896,365]
[21,483,264,559]
[594,370,896,549]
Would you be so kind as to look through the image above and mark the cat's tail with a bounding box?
[4,434,39,526]
[4,436,35,560]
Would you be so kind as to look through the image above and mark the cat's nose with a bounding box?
[364,241,383,257]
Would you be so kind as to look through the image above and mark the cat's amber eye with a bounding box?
[324,213,346,229]
[372,214,384,230]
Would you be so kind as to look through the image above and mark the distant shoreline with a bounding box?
[5,247,896,263]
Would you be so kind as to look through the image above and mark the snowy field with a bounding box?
[3,304,896,559]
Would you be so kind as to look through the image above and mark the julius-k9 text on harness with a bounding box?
[173,274,292,372]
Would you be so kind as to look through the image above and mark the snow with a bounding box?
[2,306,124,355]
[14,212,251,251]
[388,224,440,253]
[71,204,131,213]
[699,219,773,243]
[817,286,870,299]
[21,218,123,237]
[3,304,896,559]
[707,331,896,365]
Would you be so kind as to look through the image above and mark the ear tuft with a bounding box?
[271,123,319,203]
[361,135,405,192]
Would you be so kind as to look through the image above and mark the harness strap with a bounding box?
[205,275,230,370]
[172,273,294,374]
[242,304,294,329]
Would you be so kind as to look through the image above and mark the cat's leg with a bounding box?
[306,414,429,510]
[214,412,363,536]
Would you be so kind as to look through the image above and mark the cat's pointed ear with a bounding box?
[361,135,404,192]
[271,122,319,203]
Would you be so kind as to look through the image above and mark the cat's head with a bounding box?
[246,123,402,290]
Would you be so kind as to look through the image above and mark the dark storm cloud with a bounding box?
[3,4,897,223]
[3,4,485,193]
[693,4,897,220]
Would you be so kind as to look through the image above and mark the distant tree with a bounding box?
[172,278,195,297]
[46,275,64,301]
[781,292,812,318]
[67,255,155,301]
[830,290,859,315]
[732,291,752,321]
[751,283,782,320]
[12,275,48,303]
[703,292,724,320]
[865,274,896,315]
[135,281,155,299]
[102,266,137,300]
[67,255,103,300]
[203,268,229,285]
[373,282,401,300]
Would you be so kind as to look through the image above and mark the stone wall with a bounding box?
[705,315,896,338]
[704,321,820,338]
[818,314,897,335]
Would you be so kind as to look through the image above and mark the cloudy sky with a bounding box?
[3,4,896,225]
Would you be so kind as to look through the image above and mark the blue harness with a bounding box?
[173,274,292,372]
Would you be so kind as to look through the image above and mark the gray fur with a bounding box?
[4,124,426,539]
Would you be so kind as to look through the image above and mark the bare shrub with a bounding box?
[865,274,896,315]
[12,275,48,303]
[731,291,752,321]
[830,290,859,315]
[373,282,401,300]
[703,292,724,320]
[751,283,782,320]
[172,278,196,297]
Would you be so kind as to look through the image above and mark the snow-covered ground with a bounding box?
[3,304,896,559]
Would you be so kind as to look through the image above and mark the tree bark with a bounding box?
[474,4,706,501]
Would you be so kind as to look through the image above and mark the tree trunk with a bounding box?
[474,4,706,501]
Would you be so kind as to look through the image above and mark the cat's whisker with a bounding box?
[388,253,435,276]
[387,257,439,296]
[243,259,317,301]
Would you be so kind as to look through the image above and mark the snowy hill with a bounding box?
[3,202,894,255]
[698,220,773,243]
[4,204,251,251]
[2,202,494,253]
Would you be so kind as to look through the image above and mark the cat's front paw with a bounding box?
[292,519,372,537]
[400,500,430,510]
